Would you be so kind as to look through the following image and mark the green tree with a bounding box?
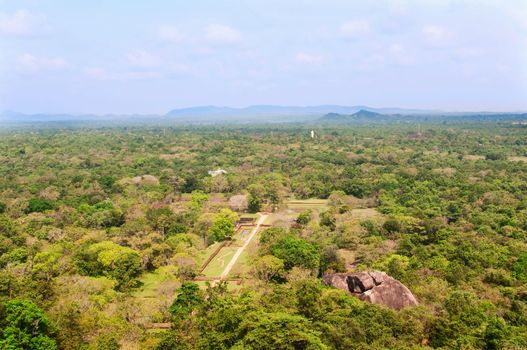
[484,317,509,350]
[169,282,204,321]
[0,299,57,350]
[252,255,284,283]
[248,194,261,213]
[270,237,320,271]
[208,208,238,243]
[512,253,527,282]
[233,311,327,350]
[25,198,54,213]
[296,210,312,225]
[294,279,323,320]
[73,241,142,290]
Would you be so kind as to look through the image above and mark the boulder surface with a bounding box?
[323,271,418,310]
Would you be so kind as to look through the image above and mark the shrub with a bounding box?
[26,198,54,213]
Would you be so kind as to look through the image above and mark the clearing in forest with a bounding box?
[348,208,380,220]
[219,214,267,280]
[201,247,238,277]
[197,214,266,282]
[264,198,329,226]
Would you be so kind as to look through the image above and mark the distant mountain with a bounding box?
[3,106,527,126]
[352,109,384,118]
[0,110,159,123]
[319,110,527,124]
[320,109,390,123]
[164,105,439,122]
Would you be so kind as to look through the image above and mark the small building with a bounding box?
[208,169,227,177]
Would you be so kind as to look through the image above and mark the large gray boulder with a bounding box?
[323,271,418,310]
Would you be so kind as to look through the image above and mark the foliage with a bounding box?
[208,208,238,243]
[169,282,204,321]
[0,299,57,349]
[73,241,142,290]
[1,124,527,348]
[270,236,320,271]
[26,198,54,214]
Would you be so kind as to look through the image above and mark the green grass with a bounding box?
[134,266,179,298]
[193,280,212,289]
[262,215,277,225]
[240,213,259,219]
[231,227,253,245]
[196,242,221,267]
[230,245,255,276]
[286,198,328,210]
[194,280,243,291]
[201,247,238,277]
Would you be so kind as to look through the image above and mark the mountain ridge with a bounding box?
[2,106,527,124]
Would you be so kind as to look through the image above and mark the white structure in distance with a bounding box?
[208,169,228,177]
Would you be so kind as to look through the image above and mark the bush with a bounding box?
[73,241,143,290]
[270,237,320,271]
[296,209,312,225]
[26,198,54,213]
[0,299,57,349]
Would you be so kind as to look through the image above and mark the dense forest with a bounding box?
[0,123,526,349]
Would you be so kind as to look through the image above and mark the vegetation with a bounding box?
[0,123,526,349]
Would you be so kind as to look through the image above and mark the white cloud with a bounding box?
[422,25,453,47]
[158,24,184,43]
[496,63,511,73]
[126,50,160,68]
[17,54,69,73]
[84,67,162,81]
[295,52,324,65]
[84,67,109,80]
[205,24,243,44]
[454,47,484,60]
[387,0,409,16]
[0,10,46,36]
[340,20,371,38]
[388,44,414,65]
[355,53,386,72]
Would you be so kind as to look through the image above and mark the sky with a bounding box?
[0,0,526,114]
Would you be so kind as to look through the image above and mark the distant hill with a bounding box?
[2,106,527,126]
[164,105,439,122]
[319,110,527,124]
[320,109,392,123]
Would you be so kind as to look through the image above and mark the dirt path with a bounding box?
[219,214,267,280]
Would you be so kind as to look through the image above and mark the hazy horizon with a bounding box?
[3,104,527,117]
[1,0,526,114]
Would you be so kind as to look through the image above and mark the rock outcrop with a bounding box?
[323,271,418,310]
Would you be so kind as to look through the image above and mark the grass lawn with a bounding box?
[263,214,277,225]
[229,228,261,277]
[194,280,243,291]
[196,242,221,267]
[287,198,328,211]
[231,227,253,244]
[240,213,260,219]
[201,247,238,277]
[133,266,179,298]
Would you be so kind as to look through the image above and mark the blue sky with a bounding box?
[0,0,526,114]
